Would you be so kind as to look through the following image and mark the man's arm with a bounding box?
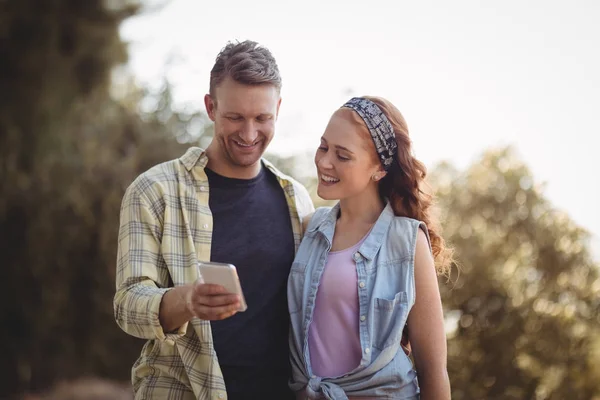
[293,179,315,222]
[113,182,242,341]
[113,182,183,340]
[302,212,314,234]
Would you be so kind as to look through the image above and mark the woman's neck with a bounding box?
[338,188,385,226]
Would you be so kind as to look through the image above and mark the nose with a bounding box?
[316,150,334,171]
[239,120,258,144]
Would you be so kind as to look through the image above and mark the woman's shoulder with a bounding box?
[381,215,428,259]
[389,214,425,233]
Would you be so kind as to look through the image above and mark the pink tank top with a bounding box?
[307,234,368,378]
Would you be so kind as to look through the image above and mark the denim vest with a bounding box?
[288,202,425,399]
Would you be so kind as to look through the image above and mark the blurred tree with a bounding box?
[0,0,135,395]
[430,147,600,400]
[0,1,204,398]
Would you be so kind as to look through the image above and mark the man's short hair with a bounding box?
[209,40,281,96]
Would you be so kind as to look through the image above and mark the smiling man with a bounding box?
[114,40,314,400]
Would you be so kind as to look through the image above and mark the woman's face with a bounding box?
[314,110,385,201]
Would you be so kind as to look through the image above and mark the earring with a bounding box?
[372,174,380,181]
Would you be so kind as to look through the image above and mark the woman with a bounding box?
[288,96,452,399]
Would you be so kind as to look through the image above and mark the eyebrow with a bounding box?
[320,138,354,154]
[335,145,353,153]
[224,112,273,118]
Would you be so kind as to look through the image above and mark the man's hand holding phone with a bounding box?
[185,262,248,321]
[185,281,241,321]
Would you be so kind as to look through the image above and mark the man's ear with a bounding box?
[204,94,217,121]
[275,97,282,120]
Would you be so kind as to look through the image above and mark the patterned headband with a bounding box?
[341,97,398,170]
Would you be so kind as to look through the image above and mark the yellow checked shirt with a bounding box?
[114,147,314,400]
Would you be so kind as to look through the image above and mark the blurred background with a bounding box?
[1,0,599,399]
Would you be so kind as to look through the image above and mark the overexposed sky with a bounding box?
[120,0,599,257]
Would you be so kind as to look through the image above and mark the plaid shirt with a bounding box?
[114,147,314,400]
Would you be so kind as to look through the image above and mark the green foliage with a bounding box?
[0,89,193,397]
[0,0,137,188]
[0,1,197,397]
[430,147,600,399]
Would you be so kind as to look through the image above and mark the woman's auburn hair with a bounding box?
[341,96,454,276]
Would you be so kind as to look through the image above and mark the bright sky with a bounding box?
[120,0,600,259]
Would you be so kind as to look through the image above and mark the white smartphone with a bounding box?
[197,261,248,312]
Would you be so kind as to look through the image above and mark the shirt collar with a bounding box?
[179,146,290,181]
[179,147,208,171]
[310,202,395,261]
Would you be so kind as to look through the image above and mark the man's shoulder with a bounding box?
[126,152,190,200]
[261,158,306,192]
[261,159,314,215]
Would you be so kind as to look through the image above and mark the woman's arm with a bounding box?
[406,229,451,400]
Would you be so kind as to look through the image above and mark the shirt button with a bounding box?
[311,375,317,379]
[365,347,370,354]
[359,281,365,288]
[360,315,366,322]
[218,394,224,399]
[353,252,361,261]
[200,186,207,192]
[203,224,209,229]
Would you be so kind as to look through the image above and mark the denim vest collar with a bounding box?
[308,202,395,261]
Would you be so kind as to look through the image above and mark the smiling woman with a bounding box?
[315,111,382,201]
[288,96,453,400]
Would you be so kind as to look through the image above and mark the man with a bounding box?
[114,40,314,400]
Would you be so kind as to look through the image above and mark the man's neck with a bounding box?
[205,147,262,180]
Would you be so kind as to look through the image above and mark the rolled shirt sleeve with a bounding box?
[113,180,188,341]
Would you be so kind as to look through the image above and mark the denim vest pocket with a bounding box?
[373,291,409,350]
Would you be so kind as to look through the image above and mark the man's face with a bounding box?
[205,77,281,170]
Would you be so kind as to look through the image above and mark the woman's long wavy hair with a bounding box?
[343,96,453,276]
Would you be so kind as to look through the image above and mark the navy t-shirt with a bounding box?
[206,164,295,398]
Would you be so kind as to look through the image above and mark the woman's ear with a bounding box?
[371,169,387,182]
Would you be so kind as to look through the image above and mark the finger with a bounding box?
[194,283,227,296]
[195,293,240,307]
[215,310,238,320]
[195,302,241,320]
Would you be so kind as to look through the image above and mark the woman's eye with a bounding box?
[338,155,350,161]
[318,146,328,152]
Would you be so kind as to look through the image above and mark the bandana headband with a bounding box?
[341,97,398,170]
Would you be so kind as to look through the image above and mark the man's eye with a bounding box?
[227,116,242,121]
